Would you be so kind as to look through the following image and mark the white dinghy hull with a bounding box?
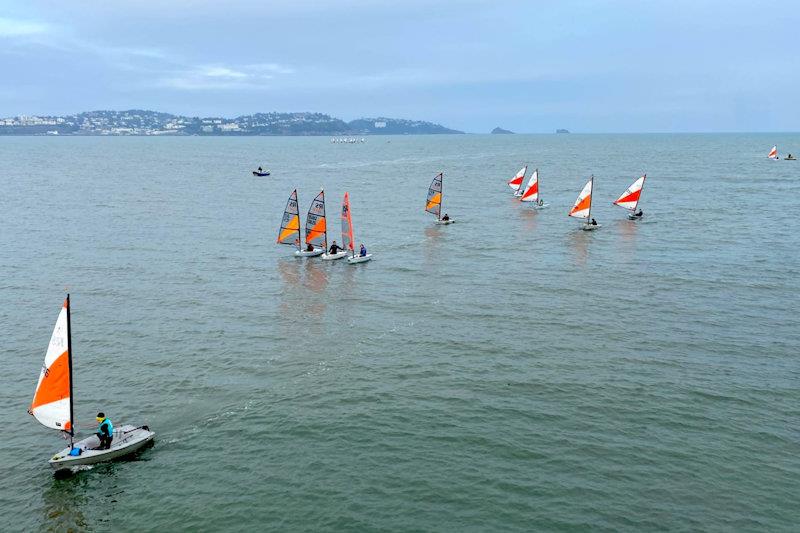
[294,249,324,257]
[530,203,549,210]
[627,213,643,220]
[49,425,155,471]
[435,219,455,225]
[321,251,348,261]
[581,223,601,231]
[347,254,373,264]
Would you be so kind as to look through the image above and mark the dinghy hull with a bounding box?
[321,251,348,261]
[435,219,455,225]
[581,223,601,231]
[347,254,372,264]
[294,249,324,257]
[49,425,155,471]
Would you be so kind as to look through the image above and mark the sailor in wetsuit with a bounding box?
[306,242,314,252]
[359,243,367,257]
[96,412,114,450]
[329,240,342,254]
[590,218,598,225]
[441,213,450,221]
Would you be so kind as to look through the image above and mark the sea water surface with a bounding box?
[1,134,798,531]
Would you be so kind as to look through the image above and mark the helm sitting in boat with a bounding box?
[96,412,114,450]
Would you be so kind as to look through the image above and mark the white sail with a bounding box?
[569,178,593,219]
[768,146,778,159]
[613,175,646,211]
[519,169,539,202]
[508,166,526,192]
[30,298,72,433]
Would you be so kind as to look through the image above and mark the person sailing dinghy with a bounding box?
[321,192,348,261]
[31,295,154,471]
[569,175,600,230]
[519,168,548,208]
[342,192,372,264]
[508,166,527,196]
[301,190,329,258]
[768,146,779,160]
[613,174,647,220]
[277,189,322,257]
[426,172,454,224]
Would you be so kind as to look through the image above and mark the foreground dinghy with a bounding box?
[426,172,454,224]
[613,174,647,220]
[276,189,324,257]
[569,175,600,230]
[30,295,154,472]
[342,192,372,264]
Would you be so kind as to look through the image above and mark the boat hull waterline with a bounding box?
[49,425,155,471]
[347,254,373,264]
[321,251,348,261]
[294,249,324,257]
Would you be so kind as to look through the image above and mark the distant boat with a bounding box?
[768,146,779,160]
[252,170,271,177]
[32,295,154,471]
[426,172,454,224]
[508,166,526,195]
[519,168,548,208]
[613,175,647,220]
[343,192,372,264]
[569,175,599,230]
[785,154,796,161]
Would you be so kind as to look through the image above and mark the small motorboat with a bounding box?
[785,155,796,161]
[252,169,271,176]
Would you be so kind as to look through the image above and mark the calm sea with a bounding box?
[1,134,798,531]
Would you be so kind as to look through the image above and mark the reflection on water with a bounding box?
[42,472,90,531]
[303,260,329,294]
[517,206,539,233]
[568,228,590,266]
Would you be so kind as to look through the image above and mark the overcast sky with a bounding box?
[1,0,798,132]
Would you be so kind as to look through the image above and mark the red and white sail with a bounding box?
[613,175,646,211]
[569,177,593,219]
[519,169,540,202]
[341,192,355,253]
[508,166,526,192]
[768,146,778,159]
[30,297,73,433]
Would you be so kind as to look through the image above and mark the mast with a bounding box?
[587,175,594,222]
[321,189,328,252]
[297,190,302,251]
[65,294,74,446]
[633,174,645,213]
[439,172,443,221]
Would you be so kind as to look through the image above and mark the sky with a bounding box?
[1,0,798,133]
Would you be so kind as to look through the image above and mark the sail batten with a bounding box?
[613,175,646,211]
[426,173,443,218]
[569,178,594,219]
[519,169,540,202]
[277,189,301,247]
[31,297,73,433]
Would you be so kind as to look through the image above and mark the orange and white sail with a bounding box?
[768,146,778,159]
[305,190,327,248]
[277,189,301,248]
[508,166,526,192]
[341,192,355,253]
[519,169,540,202]
[569,176,594,219]
[30,296,73,433]
[613,175,646,211]
[426,172,443,218]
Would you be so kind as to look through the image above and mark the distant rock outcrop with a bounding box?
[491,127,514,134]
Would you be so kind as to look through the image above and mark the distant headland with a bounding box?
[491,127,514,134]
[0,110,464,136]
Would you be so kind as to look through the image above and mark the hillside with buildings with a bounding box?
[0,110,463,136]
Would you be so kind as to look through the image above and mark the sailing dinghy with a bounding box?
[569,175,600,230]
[277,189,323,257]
[508,166,527,196]
[31,295,154,472]
[426,172,454,224]
[299,190,328,257]
[768,146,779,160]
[519,168,548,208]
[321,192,348,261]
[613,175,647,220]
[342,192,372,264]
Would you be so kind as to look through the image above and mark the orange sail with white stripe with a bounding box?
[277,189,301,249]
[305,190,327,248]
[508,166,526,193]
[519,169,540,202]
[30,296,73,434]
[768,146,778,159]
[426,172,443,219]
[613,175,646,212]
[569,176,594,219]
